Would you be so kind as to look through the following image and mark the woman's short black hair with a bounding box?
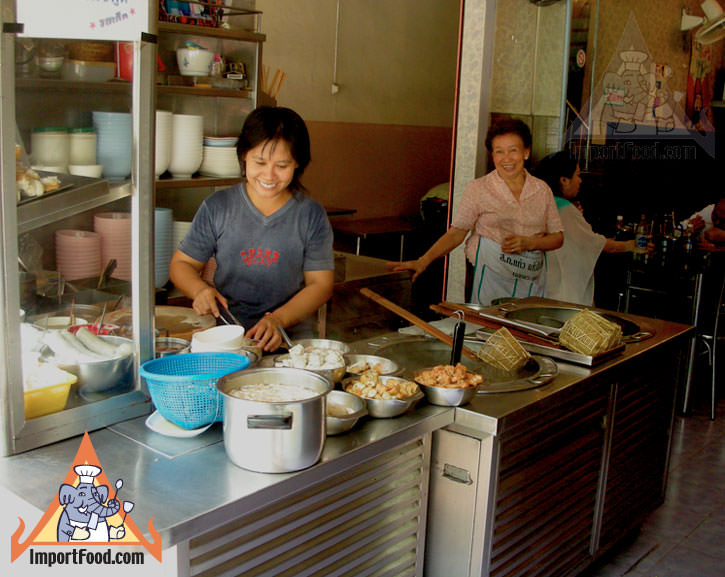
[484,118,532,152]
[237,106,311,192]
[534,151,579,196]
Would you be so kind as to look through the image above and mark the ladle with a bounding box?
[277,324,294,349]
[360,288,480,362]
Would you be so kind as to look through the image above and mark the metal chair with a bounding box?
[682,270,724,420]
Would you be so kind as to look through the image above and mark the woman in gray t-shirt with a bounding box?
[170,107,334,352]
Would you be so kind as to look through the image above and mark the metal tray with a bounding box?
[372,337,558,393]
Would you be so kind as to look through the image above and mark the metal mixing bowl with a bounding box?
[59,335,134,394]
[326,390,367,435]
[294,338,350,354]
[415,381,479,406]
[29,304,102,330]
[273,352,346,384]
[343,354,400,376]
[413,367,481,406]
[342,375,424,418]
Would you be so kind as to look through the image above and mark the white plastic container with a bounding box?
[62,59,115,83]
[30,127,69,167]
[69,128,97,165]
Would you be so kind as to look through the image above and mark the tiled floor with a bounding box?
[581,380,725,577]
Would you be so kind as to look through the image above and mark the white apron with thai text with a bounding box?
[471,237,546,306]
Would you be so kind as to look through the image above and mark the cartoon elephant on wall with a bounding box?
[57,465,120,542]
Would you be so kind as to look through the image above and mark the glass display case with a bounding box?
[0,0,156,454]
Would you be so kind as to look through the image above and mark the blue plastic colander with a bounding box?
[140,352,251,429]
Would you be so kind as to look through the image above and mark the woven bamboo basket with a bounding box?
[67,41,115,62]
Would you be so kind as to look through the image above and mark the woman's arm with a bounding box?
[169,249,228,317]
[603,238,635,253]
[388,227,469,281]
[501,231,563,254]
[246,269,334,351]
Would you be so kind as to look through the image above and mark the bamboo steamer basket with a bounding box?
[67,41,115,62]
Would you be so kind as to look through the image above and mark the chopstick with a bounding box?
[360,288,480,362]
[271,71,286,98]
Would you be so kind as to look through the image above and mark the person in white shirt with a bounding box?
[685,197,725,247]
[535,151,635,306]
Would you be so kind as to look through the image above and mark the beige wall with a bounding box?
[257,0,460,126]
[256,0,461,220]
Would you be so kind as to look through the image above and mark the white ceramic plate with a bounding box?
[144,410,212,438]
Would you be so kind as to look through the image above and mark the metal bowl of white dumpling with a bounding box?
[273,343,347,384]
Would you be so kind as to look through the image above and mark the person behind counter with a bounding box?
[390,118,563,305]
[684,196,725,248]
[169,106,334,351]
[535,151,636,307]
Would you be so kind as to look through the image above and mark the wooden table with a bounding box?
[324,206,358,217]
[332,216,421,261]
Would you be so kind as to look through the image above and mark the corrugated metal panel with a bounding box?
[187,438,428,577]
[489,384,608,577]
[598,352,676,552]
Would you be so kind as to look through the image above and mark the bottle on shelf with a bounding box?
[633,213,650,261]
[615,215,626,240]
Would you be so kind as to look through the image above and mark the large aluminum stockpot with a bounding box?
[216,367,332,473]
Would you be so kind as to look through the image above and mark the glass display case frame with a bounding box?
[0,0,157,454]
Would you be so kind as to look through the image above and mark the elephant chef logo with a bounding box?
[10,432,162,562]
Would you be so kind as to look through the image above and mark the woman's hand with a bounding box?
[246,313,283,352]
[387,259,428,282]
[501,235,531,254]
[191,285,229,318]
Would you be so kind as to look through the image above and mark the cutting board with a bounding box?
[104,306,216,340]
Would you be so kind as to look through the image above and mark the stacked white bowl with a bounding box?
[154,208,174,288]
[168,114,203,178]
[94,212,132,281]
[191,325,245,353]
[93,111,132,182]
[55,230,102,281]
[155,110,173,177]
[199,142,241,177]
[172,220,192,249]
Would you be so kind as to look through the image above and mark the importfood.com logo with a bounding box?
[10,432,161,571]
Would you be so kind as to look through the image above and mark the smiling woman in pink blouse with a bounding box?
[391,119,563,305]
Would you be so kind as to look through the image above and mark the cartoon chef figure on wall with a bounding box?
[57,465,130,542]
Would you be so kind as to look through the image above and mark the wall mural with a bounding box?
[569,11,715,160]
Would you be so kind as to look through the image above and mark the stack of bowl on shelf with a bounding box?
[54,230,101,281]
[30,126,103,177]
[30,127,69,173]
[155,110,173,177]
[168,113,203,178]
[93,212,132,281]
[92,111,132,181]
[172,220,192,248]
[68,127,102,177]
[154,208,174,288]
[200,136,240,177]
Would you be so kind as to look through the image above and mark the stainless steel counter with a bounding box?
[0,403,452,548]
[0,298,692,576]
[352,298,692,436]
